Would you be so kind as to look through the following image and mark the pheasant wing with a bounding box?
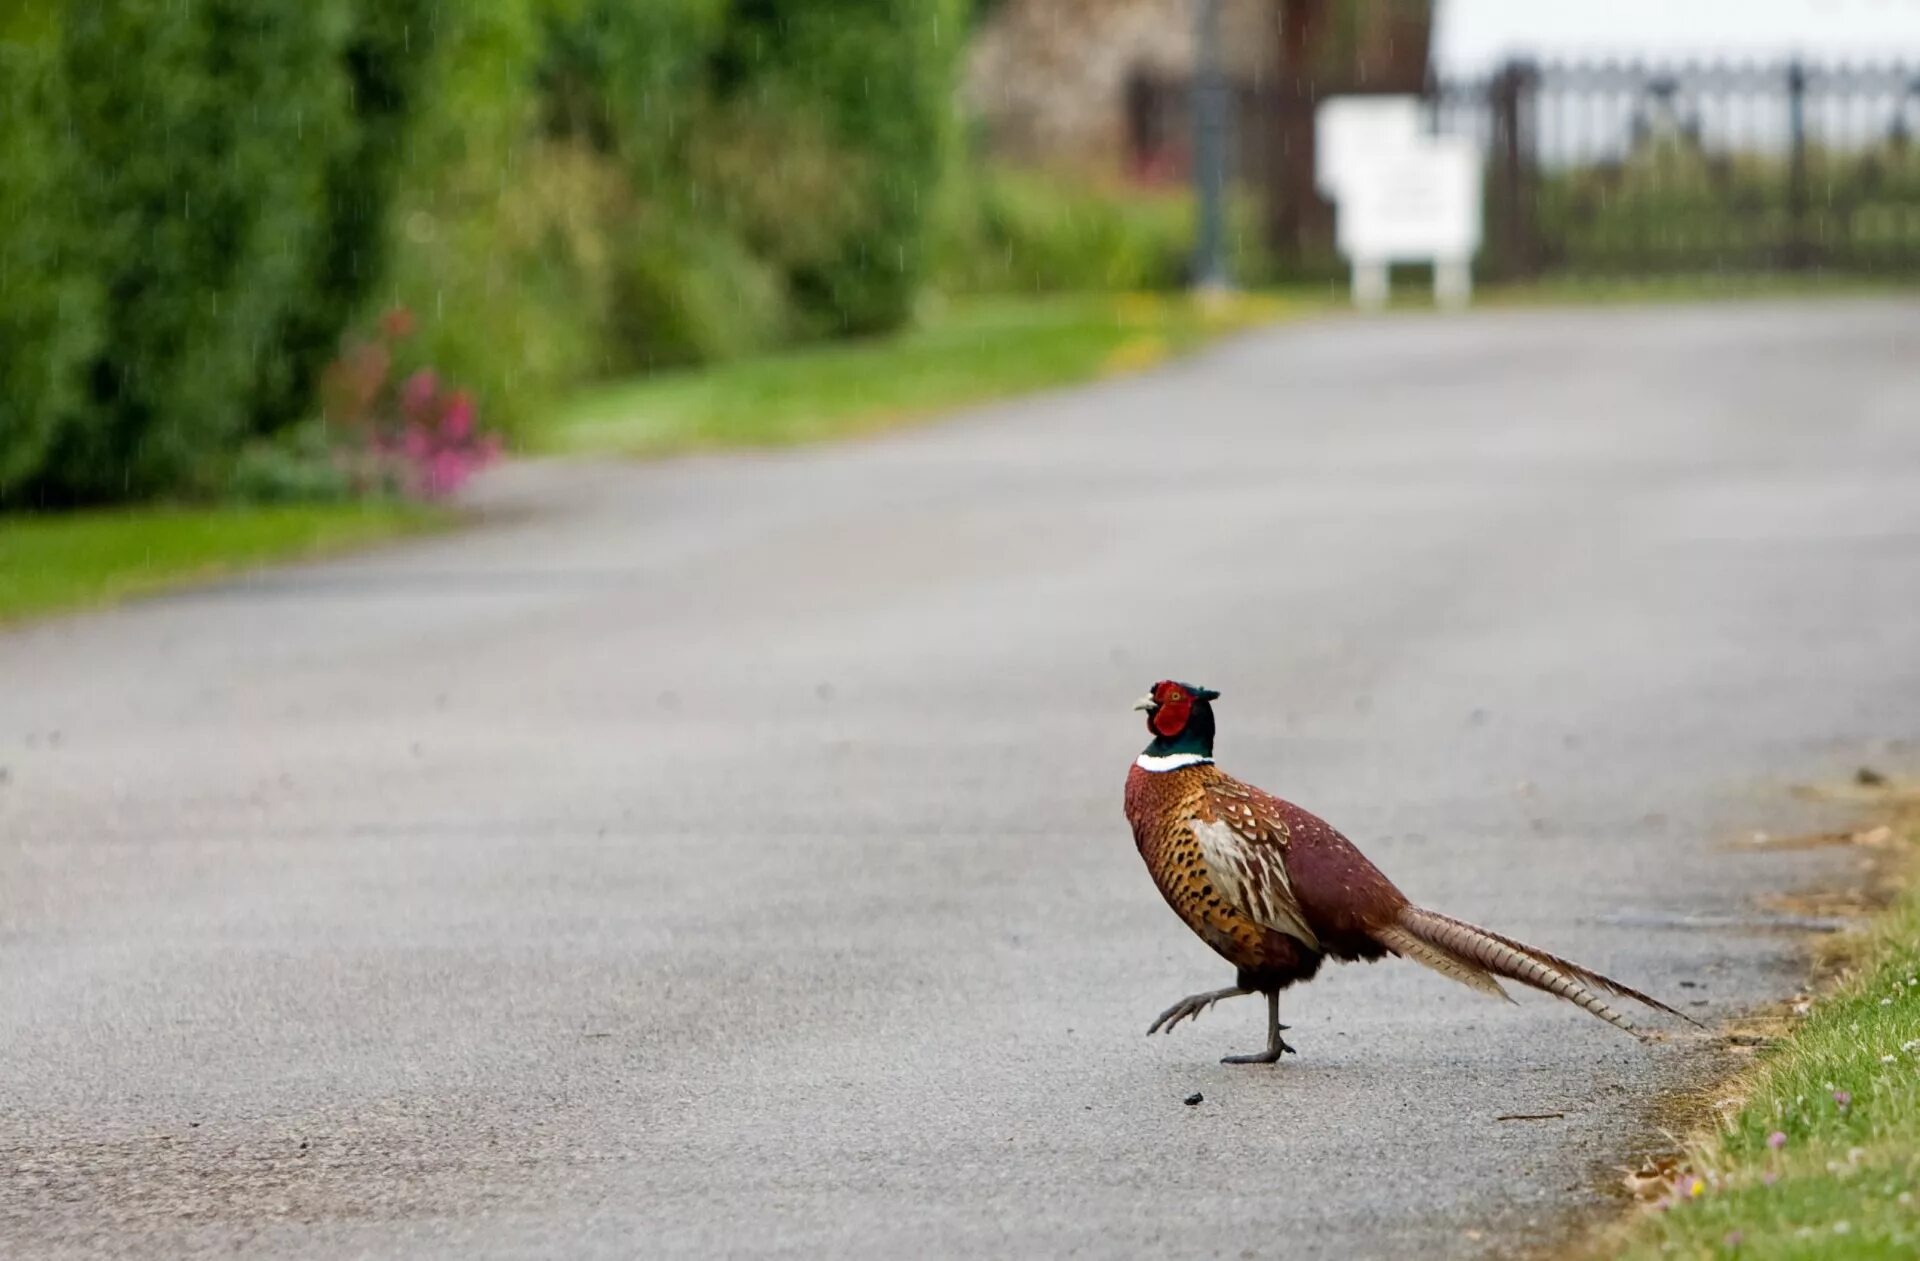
[1194,778,1321,950]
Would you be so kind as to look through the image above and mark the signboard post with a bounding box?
[1316,96,1483,310]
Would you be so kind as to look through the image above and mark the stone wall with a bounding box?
[964,0,1433,177]
[964,0,1276,172]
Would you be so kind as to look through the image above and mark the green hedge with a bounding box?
[249,0,439,438]
[35,2,350,501]
[710,0,963,335]
[388,0,965,432]
[934,166,1272,294]
[0,38,96,495]
[2,1,434,505]
[2,0,969,503]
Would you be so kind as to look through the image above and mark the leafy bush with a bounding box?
[1533,137,1920,273]
[226,428,357,505]
[2,2,440,505]
[248,0,440,438]
[4,0,973,505]
[33,1,351,502]
[233,307,500,504]
[605,216,789,371]
[684,98,872,283]
[938,169,1194,292]
[934,166,1270,294]
[319,309,500,500]
[371,4,602,442]
[537,0,725,176]
[0,37,97,500]
[710,0,964,335]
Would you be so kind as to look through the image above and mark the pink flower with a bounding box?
[380,307,416,340]
[1763,1171,1779,1186]
[1724,1230,1744,1249]
[401,369,439,420]
[421,450,473,498]
[1767,1131,1788,1150]
[401,423,431,461]
[1833,1090,1851,1109]
[441,390,475,441]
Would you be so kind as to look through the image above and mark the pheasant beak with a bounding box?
[1132,694,1157,712]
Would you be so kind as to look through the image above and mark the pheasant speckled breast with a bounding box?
[1125,762,1323,986]
[1121,679,1697,1065]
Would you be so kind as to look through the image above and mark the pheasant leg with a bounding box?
[1220,990,1296,1064]
[1147,986,1247,1035]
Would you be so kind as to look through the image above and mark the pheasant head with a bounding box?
[1132,679,1220,763]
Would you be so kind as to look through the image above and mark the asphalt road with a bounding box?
[4,300,1919,1259]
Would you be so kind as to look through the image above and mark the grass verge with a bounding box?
[549,291,1293,458]
[1477,271,1919,310]
[551,278,1913,460]
[1601,795,1920,1259]
[0,501,448,625]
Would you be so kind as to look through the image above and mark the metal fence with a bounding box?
[1437,59,1920,278]
[1127,59,1920,279]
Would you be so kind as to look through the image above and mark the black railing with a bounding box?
[1442,59,1920,278]
[1126,58,1920,279]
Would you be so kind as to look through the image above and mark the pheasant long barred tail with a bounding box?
[1371,925,1511,1002]
[1420,910,1704,1026]
[1394,906,1652,1040]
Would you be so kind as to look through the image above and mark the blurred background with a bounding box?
[3,0,1920,600]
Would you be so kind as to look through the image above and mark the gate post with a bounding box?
[1191,0,1231,290]
[1785,60,1811,269]
[1489,60,1539,279]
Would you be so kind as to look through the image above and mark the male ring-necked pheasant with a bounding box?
[1124,680,1692,1063]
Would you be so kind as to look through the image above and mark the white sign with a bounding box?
[1316,95,1484,309]
[1331,136,1482,261]
[1314,96,1425,199]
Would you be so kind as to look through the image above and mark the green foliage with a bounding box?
[606,216,788,371]
[1607,816,1920,1259]
[555,292,1289,457]
[711,0,964,334]
[36,1,350,502]
[382,0,749,435]
[4,0,977,502]
[3,1,440,504]
[0,37,98,497]
[684,98,872,284]
[937,169,1195,292]
[376,2,579,441]
[386,0,965,425]
[935,167,1271,294]
[1535,137,1920,274]
[249,0,440,438]
[0,502,439,623]
[226,426,357,505]
[537,0,724,175]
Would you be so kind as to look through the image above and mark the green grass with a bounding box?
[0,501,446,624]
[548,292,1295,457]
[1477,271,1918,309]
[1606,806,1920,1259]
[549,279,1917,460]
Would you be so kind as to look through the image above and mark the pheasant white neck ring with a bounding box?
[1135,753,1214,772]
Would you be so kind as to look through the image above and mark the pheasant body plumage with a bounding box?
[1123,680,1693,1064]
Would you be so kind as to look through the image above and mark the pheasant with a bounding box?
[1124,680,1693,1064]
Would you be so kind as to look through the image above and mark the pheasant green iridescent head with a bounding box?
[1133,680,1220,759]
